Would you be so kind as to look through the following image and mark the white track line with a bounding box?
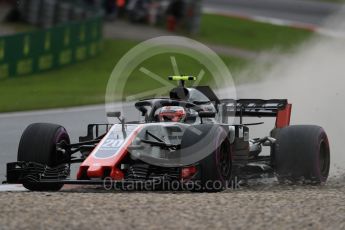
[0,184,27,192]
[204,7,345,39]
[0,104,105,119]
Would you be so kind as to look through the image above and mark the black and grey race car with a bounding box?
[5,76,331,192]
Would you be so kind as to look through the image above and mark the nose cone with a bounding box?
[87,165,104,178]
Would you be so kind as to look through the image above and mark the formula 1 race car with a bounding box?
[5,76,330,192]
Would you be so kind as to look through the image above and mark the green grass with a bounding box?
[0,39,247,113]
[198,14,313,51]
[0,14,315,112]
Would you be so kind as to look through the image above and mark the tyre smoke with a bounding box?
[234,8,345,176]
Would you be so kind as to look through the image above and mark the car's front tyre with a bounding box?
[18,123,70,191]
[181,124,232,192]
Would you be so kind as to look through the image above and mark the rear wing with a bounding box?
[218,99,292,128]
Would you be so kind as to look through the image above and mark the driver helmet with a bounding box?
[158,106,186,122]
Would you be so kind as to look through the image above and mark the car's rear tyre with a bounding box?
[275,125,330,185]
[181,124,232,192]
[18,123,70,191]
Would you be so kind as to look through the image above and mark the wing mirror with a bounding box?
[107,111,126,138]
[199,111,216,124]
[106,111,121,118]
[198,111,216,118]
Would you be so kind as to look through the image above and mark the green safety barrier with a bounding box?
[0,16,103,79]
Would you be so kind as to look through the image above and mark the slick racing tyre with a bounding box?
[181,124,232,192]
[275,125,330,185]
[18,123,70,191]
